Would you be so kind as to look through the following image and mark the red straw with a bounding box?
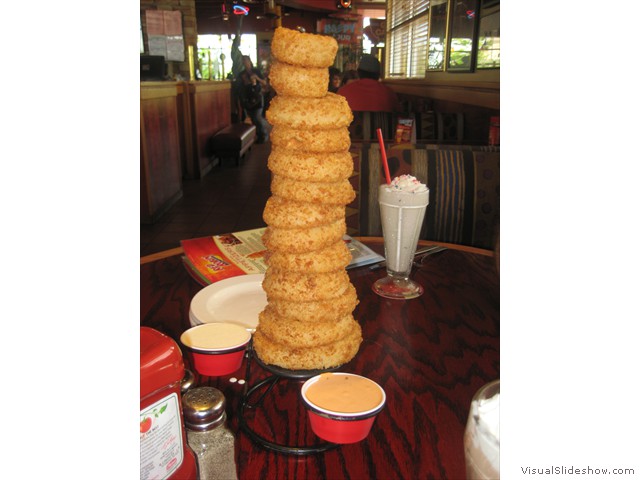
[376,128,392,185]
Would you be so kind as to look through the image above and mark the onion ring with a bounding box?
[263,196,345,229]
[269,61,328,98]
[262,269,351,302]
[271,175,355,205]
[253,322,362,371]
[258,308,358,348]
[270,126,351,153]
[265,240,351,273]
[268,148,353,182]
[271,27,338,68]
[262,220,346,253]
[266,93,353,130]
[268,283,358,322]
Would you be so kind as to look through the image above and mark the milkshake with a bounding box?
[373,175,429,299]
[464,380,500,480]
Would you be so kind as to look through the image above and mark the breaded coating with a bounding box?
[266,93,353,130]
[271,175,356,205]
[271,27,338,68]
[269,60,328,98]
[268,284,359,323]
[259,309,358,348]
[268,148,353,182]
[262,220,346,253]
[270,126,351,153]
[263,196,345,229]
[253,322,362,371]
[262,269,351,302]
[265,240,351,273]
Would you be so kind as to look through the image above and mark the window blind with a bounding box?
[387,0,430,78]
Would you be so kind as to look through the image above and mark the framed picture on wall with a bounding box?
[446,0,479,72]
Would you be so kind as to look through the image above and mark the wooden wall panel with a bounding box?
[140,83,183,223]
[188,82,231,178]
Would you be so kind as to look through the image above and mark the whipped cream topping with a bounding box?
[384,174,428,193]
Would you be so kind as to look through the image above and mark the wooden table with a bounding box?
[140,238,499,479]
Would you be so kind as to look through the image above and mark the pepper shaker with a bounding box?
[182,387,238,480]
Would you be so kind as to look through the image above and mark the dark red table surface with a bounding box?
[140,238,500,480]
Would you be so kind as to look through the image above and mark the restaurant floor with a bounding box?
[140,142,272,258]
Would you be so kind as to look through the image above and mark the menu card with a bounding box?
[180,228,384,287]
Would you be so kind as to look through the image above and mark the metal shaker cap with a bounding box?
[182,386,227,431]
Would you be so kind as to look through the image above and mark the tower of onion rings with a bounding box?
[252,27,362,371]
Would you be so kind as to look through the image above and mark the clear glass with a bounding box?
[373,185,429,299]
[464,379,500,480]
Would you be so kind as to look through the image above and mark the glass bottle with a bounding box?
[463,379,500,480]
[182,387,238,480]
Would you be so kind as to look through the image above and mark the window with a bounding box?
[196,34,257,80]
[386,0,429,78]
[476,1,500,69]
[428,0,448,70]
[385,0,500,77]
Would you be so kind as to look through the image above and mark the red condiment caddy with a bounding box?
[140,327,198,480]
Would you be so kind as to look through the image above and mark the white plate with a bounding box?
[189,274,266,332]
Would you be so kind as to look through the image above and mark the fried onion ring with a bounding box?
[258,308,358,348]
[271,27,338,68]
[262,220,346,253]
[266,93,353,130]
[271,175,355,205]
[269,61,328,98]
[267,283,358,322]
[263,196,345,229]
[253,322,362,370]
[270,126,351,153]
[262,269,351,302]
[268,148,353,182]
[265,240,351,273]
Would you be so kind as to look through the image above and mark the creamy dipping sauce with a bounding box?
[305,373,383,414]
[181,323,251,350]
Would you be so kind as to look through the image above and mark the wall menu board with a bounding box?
[145,10,185,62]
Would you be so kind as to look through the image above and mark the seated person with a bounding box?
[328,67,342,93]
[337,55,400,112]
[340,69,358,87]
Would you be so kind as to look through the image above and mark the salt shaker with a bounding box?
[182,387,238,480]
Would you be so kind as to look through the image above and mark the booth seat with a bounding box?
[346,142,499,250]
[349,111,463,144]
[208,123,257,166]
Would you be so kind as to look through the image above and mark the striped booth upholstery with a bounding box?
[350,143,500,250]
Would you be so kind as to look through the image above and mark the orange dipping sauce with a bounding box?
[305,373,383,414]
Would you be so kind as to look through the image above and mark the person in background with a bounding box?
[337,55,400,112]
[328,67,342,93]
[229,34,244,123]
[238,55,271,143]
[340,69,358,87]
[261,62,275,117]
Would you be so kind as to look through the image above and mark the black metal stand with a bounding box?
[238,341,341,455]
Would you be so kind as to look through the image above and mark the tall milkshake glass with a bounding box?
[373,175,429,300]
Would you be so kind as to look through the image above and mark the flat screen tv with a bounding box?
[140,55,166,81]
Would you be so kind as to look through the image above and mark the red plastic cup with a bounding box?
[300,373,386,444]
[180,323,251,377]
